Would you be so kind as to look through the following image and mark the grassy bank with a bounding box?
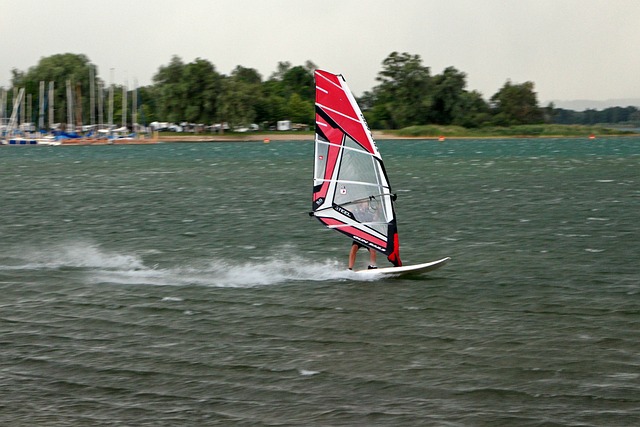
[155,125,639,143]
[157,131,314,142]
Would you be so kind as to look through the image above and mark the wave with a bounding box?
[0,241,368,287]
[90,256,357,287]
[0,240,144,271]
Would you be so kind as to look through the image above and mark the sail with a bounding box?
[311,70,402,267]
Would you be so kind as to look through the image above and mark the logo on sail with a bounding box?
[333,203,355,220]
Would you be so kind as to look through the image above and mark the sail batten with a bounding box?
[327,222,390,228]
[314,179,385,188]
[316,140,372,156]
[311,69,402,267]
[316,103,361,124]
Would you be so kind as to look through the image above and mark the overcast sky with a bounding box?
[2,0,640,107]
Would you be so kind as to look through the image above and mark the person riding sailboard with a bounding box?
[310,69,402,269]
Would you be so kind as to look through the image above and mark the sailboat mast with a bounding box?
[25,94,30,130]
[75,82,82,131]
[48,82,54,130]
[90,66,95,130]
[108,84,114,130]
[97,80,104,129]
[38,81,45,131]
[7,88,24,132]
[0,89,5,126]
[122,80,127,129]
[108,68,114,131]
[66,80,74,133]
[132,79,138,134]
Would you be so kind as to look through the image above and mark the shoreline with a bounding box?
[157,131,639,143]
[54,130,639,146]
[157,131,403,142]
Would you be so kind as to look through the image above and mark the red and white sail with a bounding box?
[311,70,402,267]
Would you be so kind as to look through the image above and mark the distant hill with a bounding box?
[547,98,640,111]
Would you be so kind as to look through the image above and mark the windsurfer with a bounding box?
[348,241,377,270]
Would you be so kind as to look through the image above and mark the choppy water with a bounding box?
[1,138,639,426]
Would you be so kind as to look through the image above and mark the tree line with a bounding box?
[552,106,640,126]
[4,52,638,131]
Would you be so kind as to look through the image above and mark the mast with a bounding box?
[75,82,82,131]
[0,88,5,127]
[7,88,24,132]
[97,80,104,129]
[25,93,31,131]
[48,82,54,130]
[108,69,114,131]
[21,92,26,127]
[122,80,127,129]
[13,87,18,117]
[132,78,138,134]
[66,80,74,133]
[38,81,45,131]
[90,66,95,130]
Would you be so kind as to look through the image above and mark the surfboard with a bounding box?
[354,257,451,277]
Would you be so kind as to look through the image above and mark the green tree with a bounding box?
[11,53,98,125]
[231,65,262,85]
[490,80,543,125]
[281,65,314,102]
[454,90,491,128]
[374,52,432,128]
[255,91,287,126]
[269,61,292,81]
[153,56,222,124]
[260,61,316,126]
[359,90,391,129]
[183,58,222,123]
[153,55,187,122]
[137,86,159,124]
[430,66,468,125]
[286,93,314,125]
[217,72,260,128]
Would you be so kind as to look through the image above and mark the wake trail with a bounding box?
[1,241,377,287]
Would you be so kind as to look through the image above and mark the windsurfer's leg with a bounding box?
[368,249,377,268]
[348,243,359,270]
